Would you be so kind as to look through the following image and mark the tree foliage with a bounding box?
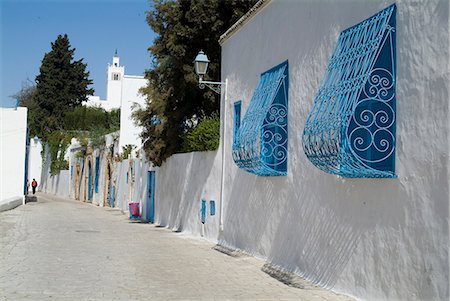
[182,114,220,152]
[135,0,257,166]
[32,34,94,139]
[15,80,40,135]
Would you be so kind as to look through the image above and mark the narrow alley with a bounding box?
[0,194,354,301]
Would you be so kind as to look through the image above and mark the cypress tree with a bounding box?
[34,34,94,139]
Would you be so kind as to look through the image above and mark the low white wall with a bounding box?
[220,1,449,300]
[41,170,70,198]
[40,144,70,198]
[154,151,222,241]
[0,196,23,212]
[0,107,27,202]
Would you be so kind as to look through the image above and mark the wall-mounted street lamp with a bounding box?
[194,50,226,94]
[194,50,228,231]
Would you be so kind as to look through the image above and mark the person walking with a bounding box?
[31,179,38,195]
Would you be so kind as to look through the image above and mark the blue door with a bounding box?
[146,171,155,223]
[110,186,115,207]
[87,161,93,202]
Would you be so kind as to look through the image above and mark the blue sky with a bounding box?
[1,0,156,107]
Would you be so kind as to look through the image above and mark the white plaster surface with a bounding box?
[220,1,449,300]
[0,196,23,212]
[118,75,147,151]
[0,107,27,202]
[27,138,42,192]
[40,145,70,198]
[154,151,222,241]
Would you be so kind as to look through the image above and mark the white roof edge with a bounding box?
[219,0,272,46]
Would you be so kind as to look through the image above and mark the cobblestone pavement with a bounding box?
[0,193,355,301]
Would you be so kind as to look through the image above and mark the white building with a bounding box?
[85,53,148,151]
[218,0,449,300]
[0,107,28,209]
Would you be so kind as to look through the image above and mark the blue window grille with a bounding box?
[210,200,215,216]
[94,156,100,193]
[232,60,289,176]
[201,200,206,224]
[233,101,242,145]
[302,4,396,178]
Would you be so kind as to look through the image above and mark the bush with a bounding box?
[182,115,220,152]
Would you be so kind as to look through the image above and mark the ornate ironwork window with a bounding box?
[232,60,289,176]
[302,4,396,178]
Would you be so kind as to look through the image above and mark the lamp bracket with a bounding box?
[199,79,226,94]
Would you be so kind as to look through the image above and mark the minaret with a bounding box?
[106,50,125,108]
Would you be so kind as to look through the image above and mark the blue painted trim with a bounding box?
[302,4,396,178]
[210,200,215,216]
[201,200,206,224]
[110,186,115,207]
[94,156,100,193]
[233,101,242,146]
[23,128,30,195]
[87,161,93,201]
[147,171,156,223]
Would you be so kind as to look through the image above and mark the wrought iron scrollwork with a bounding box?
[232,61,289,176]
[302,4,396,178]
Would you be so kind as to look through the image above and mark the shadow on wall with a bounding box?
[156,152,217,234]
[222,167,408,289]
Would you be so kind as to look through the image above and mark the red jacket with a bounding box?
[31,180,37,188]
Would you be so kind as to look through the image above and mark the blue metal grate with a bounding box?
[232,60,289,176]
[302,4,396,178]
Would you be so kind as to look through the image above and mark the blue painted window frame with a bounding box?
[302,4,396,178]
[233,101,242,145]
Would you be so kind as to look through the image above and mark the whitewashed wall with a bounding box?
[220,1,449,300]
[27,138,43,193]
[0,107,27,202]
[40,170,70,198]
[40,145,70,198]
[153,151,222,241]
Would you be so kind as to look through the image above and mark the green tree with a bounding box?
[135,0,257,166]
[14,80,39,135]
[33,34,94,139]
[182,114,220,152]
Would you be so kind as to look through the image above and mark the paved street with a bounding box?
[0,193,354,301]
